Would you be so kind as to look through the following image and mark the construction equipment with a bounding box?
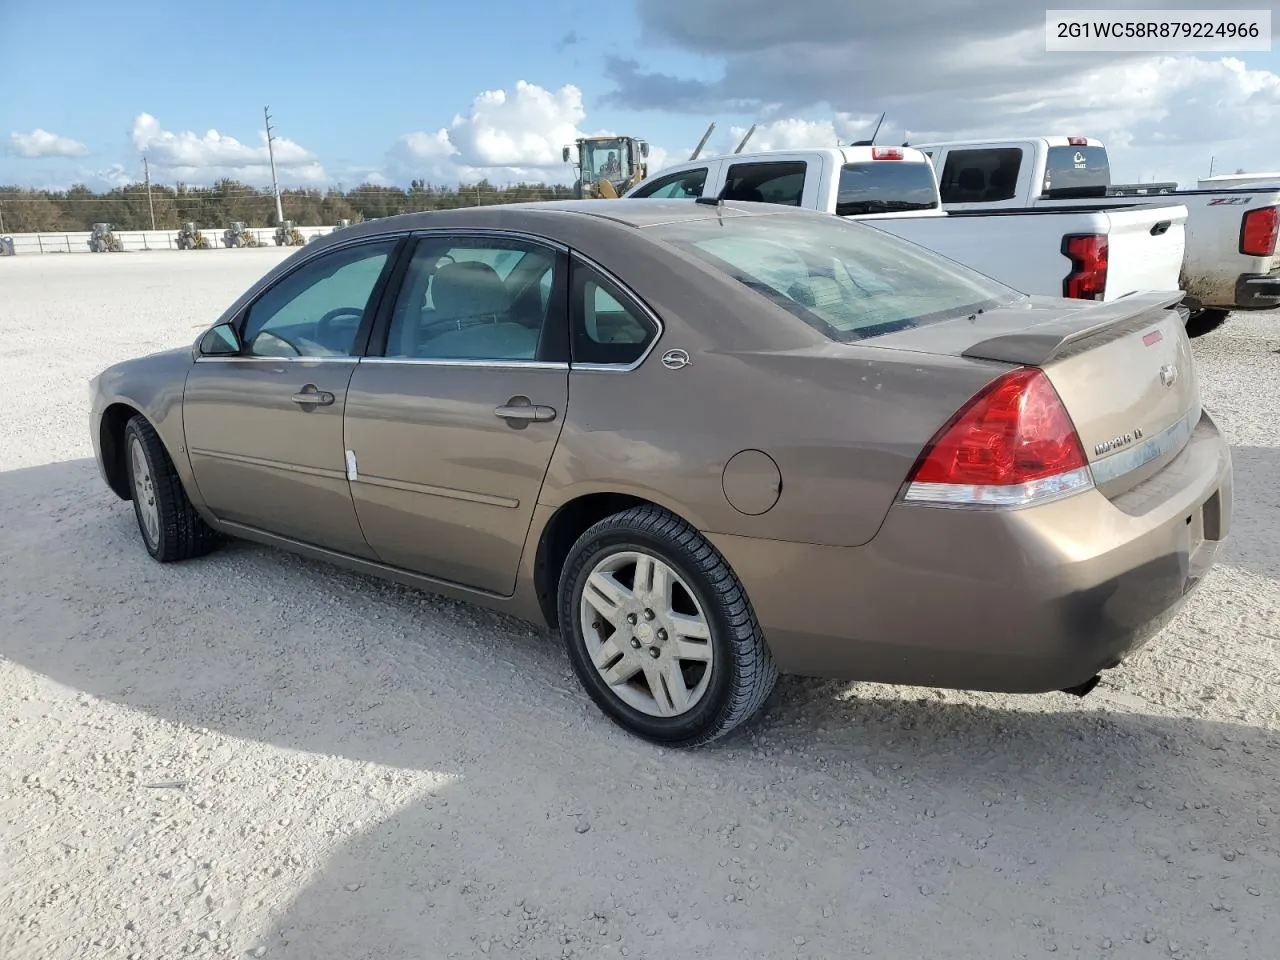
[175,222,209,250]
[562,122,748,199]
[563,136,652,199]
[87,223,124,253]
[273,220,305,246]
[223,222,259,248]
[0,236,14,257]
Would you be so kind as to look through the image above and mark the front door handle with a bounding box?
[292,385,335,407]
[494,397,557,422]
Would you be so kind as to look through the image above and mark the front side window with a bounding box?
[937,148,1023,203]
[836,162,939,216]
[630,168,708,199]
[646,214,1022,342]
[241,240,398,357]
[722,161,807,206]
[384,236,560,361]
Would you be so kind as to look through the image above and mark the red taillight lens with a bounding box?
[1061,234,1108,300]
[1240,205,1279,257]
[871,147,903,160]
[904,368,1093,507]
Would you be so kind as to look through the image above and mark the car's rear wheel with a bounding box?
[124,415,221,563]
[557,505,778,746]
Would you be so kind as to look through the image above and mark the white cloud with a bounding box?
[130,113,328,186]
[8,128,89,159]
[386,81,627,185]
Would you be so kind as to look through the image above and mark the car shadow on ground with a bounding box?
[1,453,1277,959]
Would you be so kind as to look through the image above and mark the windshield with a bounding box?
[647,213,1022,342]
[836,162,939,215]
[1043,145,1111,197]
[582,140,627,183]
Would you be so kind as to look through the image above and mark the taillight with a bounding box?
[871,147,903,160]
[1061,234,1108,300]
[1239,206,1279,257]
[903,368,1094,508]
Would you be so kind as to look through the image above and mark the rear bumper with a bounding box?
[710,410,1233,693]
[1232,270,1280,310]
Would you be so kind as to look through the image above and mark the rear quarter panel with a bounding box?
[537,230,1007,547]
[1177,190,1280,307]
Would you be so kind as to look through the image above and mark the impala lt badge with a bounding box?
[1159,363,1178,388]
[1095,427,1145,456]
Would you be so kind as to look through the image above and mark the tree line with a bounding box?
[0,178,578,233]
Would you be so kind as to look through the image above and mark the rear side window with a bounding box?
[722,161,807,206]
[570,262,658,367]
[1042,146,1111,198]
[647,214,1021,343]
[631,167,708,198]
[938,148,1022,203]
[836,162,939,215]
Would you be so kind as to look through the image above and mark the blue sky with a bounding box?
[3,0,1279,190]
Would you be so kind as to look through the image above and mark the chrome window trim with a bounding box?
[358,358,569,371]
[1089,402,1203,486]
[569,250,666,374]
[194,355,359,364]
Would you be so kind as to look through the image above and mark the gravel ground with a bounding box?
[1,250,1277,960]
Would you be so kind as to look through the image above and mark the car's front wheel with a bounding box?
[558,505,778,746]
[124,415,221,563]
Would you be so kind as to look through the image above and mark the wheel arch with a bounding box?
[98,401,147,500]
[532,491,704,629]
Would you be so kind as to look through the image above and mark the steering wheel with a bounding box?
[314,306,365,347]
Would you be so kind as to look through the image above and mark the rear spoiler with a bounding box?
[961,290,1187,366]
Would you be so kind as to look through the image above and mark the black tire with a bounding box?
[1186,308,1229,338]
[557,505,778,747]
[123,415,221,563]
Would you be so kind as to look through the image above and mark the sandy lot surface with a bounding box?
[1,250,1277,960]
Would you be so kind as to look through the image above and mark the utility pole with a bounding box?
[144,156,157,230]
[264,105,284,224]
[1208,155,1216,178]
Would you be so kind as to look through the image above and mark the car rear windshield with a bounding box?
[1042,145,1111,197]
[836,162,939,215]
[647,213,1022,342]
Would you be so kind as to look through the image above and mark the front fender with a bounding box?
[90,347,200,505]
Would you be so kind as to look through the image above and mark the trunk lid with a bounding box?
[868,290,1201,496]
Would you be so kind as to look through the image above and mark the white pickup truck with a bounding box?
[910,136,1280,333]
[623,145,1189,310]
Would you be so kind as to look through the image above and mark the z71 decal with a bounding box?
[1207,197,1252,206]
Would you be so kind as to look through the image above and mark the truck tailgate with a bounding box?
[1097,204,1188,299]
[1178,189,1280,308]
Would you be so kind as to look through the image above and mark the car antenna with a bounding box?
[848,111,886,148]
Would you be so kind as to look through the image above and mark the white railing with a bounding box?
[0,225,337,255]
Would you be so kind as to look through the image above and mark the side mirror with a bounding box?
[639,141,650,158]
[199,321,241,356]
[562,146,571,164]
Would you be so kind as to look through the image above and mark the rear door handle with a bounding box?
[292,386,335,407]
[495,398,557,422]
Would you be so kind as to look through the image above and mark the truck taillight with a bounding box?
[1239,206,1279,257]
[871,147,903,160]
[1061,234,1108,300]
[1067,137,1088,146]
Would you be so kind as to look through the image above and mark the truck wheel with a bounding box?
[1186,308,1228,339]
